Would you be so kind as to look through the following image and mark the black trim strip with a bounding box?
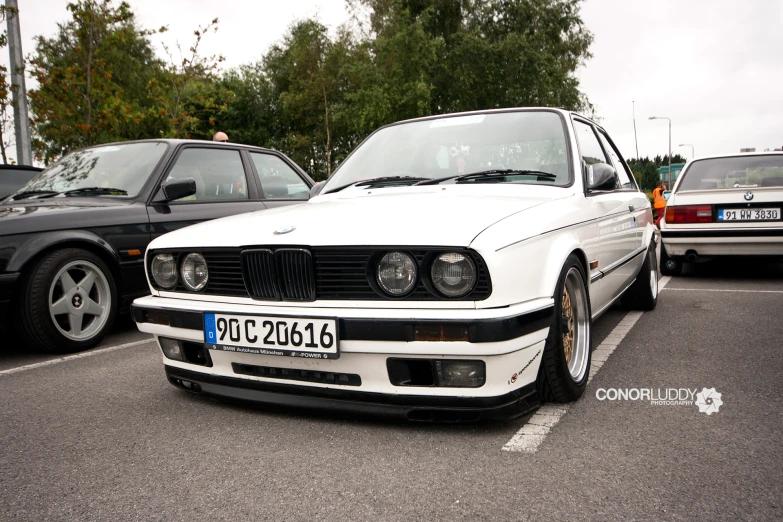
[165,366,539,422]
[132,304,554,343]
[662,229,783,238]
[590,247,647,283]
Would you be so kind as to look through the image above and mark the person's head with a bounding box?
[213,131,228,143]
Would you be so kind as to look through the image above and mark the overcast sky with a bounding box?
[4,0,783,160]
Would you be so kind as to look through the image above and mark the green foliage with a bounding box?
[627,154,687,191]
[29,1,171,162]
[29,0,595,179]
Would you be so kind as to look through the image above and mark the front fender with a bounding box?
[471,229,598,310]
[5,230,121,273]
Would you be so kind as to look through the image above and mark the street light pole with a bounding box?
[679,143,694,159]
[5,0,32,165]
[649,116,672,189]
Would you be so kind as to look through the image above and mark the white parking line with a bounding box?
[0,338,154,377]
[502,276,672,453]
[662,287,783,294]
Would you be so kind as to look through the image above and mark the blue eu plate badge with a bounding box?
[204,313,217,345]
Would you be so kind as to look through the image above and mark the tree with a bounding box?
[628,154,688,191]
[351,0,594,115]
[160,18,226,140]
[28,0,169,162]
[263,20,345,178]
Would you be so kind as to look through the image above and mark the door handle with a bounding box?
[629,205,635,212]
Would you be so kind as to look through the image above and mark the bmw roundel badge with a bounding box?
[274,225,296,235]
[744,192,754,201]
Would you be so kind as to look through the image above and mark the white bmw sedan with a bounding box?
[660,152,783,275]
[132,108,659,421]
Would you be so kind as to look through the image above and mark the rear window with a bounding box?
[678,155,783,191]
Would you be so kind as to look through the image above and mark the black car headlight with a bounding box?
[431,252,477,297]
[376,251,417,296]
[151,253,177,289]
[180,253,209,291]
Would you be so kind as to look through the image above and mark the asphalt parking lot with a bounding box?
[1,259,782,521]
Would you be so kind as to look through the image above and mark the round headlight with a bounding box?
[151,253,177,289]
[431,253,477,297]
[376,252,417,296]
[180,253,209,291]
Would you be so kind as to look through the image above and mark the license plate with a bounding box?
[718,208,780,221]
[204,313,339,359]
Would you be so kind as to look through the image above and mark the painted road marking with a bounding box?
[662,288,783,294]
[502,276,672,453]
[0,338,154,377]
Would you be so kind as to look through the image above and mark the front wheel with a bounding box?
[537,255,592,403]
[17,248,117,353]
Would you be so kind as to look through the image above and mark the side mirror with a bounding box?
[161,178,196,202]
[586,163,619,191]
[663,191,672,200]
[309,181,326,198]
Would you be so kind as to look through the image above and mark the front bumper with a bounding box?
[166,366,540,422]
[133,295,553,421]
[0,272,20,329]
[661,228,783,257]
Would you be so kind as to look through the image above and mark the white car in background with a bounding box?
[132,108,658,422]
[660,152,783,275]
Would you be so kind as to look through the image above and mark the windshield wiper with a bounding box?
[62,187,128,196]
[8,189,60,200]
[417,169,559,185]
[326,176,430,194]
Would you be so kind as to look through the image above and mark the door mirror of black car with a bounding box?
[309,181,326,198]
[586,163,619,192]
[161,178,197,202]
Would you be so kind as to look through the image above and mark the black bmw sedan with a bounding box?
[0,139,314,353]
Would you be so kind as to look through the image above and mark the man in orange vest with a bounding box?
[652,181,667,226]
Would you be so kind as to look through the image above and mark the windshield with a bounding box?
[323,111,570,191]
[678,155,783,191]
[17,142,169,197]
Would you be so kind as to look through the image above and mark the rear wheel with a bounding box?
[17,248,117,353]
[621,242,659,311]
[537,255,592,403]
[660,247,683,276]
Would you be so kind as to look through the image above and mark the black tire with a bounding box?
[17,248,117,353]
[621,242,659,311]
[537,254,592,403]
[660,247,683,276]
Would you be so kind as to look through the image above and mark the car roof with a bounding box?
[686,151,783,162]
[74,138,277,153]
[0,164,43,171]
[379,106,583,128]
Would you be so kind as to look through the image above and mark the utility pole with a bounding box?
[649,116,672,189]
[632,101,639,159]
[5,0,32,165]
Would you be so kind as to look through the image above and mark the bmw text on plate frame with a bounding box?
[132,107,662,422]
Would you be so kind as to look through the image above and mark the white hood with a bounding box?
[151,184,572,249]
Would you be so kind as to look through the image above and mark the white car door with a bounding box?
[572,119,639,311]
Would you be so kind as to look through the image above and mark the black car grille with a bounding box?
[242,249,316,301]
[151,247,491,301]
